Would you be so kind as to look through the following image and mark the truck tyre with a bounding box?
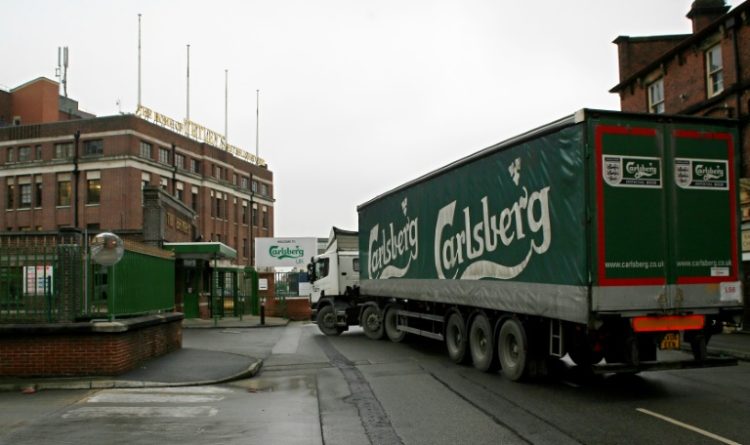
[317,304,342,336]
[445,312,469,364]
[361,305,385,340]
[498,318,528,381]
[469,313,498,372]
[384,305,406,343]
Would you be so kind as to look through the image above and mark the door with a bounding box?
[591,117,741,313]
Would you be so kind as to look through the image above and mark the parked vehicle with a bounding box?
[311,109,744,380]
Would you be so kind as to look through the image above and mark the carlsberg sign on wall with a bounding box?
[255,237,318,268]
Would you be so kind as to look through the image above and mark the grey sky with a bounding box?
[2,0,742,237]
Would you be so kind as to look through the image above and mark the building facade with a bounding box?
[611,0,749,178]
[0,77,274,267]
[611,0,750,325]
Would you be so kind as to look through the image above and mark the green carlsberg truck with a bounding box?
[310,109,744,381]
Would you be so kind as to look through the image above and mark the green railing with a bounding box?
[0,232,175,323]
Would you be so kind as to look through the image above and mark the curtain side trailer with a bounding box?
[312,109,744,380]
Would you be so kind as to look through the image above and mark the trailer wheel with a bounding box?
[498,318,528,381]
[469,313,498,372]
[445,312,469,364]
[361,305,385,340]
[316,304,342,336]
[384,305,406,343]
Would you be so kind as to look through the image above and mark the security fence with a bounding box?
[0,232,175,323]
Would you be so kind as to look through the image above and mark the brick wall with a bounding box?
[0,316,182,377]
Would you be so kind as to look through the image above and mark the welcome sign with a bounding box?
[255,237,318,268]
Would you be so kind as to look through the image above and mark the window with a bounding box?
[191,187,199,212]
[158,148,170,165]
[35,145,42,160]
[141,172,151,190]
[214,165,222,179]
[262,206,268,229]
[315,258,330,280]
[87,179,101,204]
[176,182,184,201]
[190,158,199,173]
[260,183,268,196]
[160,177,169,191]
[648,78,664,114]
[6,182,14,209]
[83,139,104,156]
[140,141,152,158]
[175,153,185,170]
[243,238,248,257]
[251,180,258,193]
[252,204,258,226]
[706,44,724,97]
[57,174,72,206]
[19,184,31,208]
[240,177,249,189]
[241,201,248,224]
[17,146,31,162]
[54,142,74,159]
[7,147,14,163]
[34,178,42,207]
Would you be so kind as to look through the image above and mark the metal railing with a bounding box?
[0,232,175,323]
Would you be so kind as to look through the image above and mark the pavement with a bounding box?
[1,318,749,393]
[0,315,289,393]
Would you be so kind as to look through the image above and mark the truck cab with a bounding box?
[310,250,360,307]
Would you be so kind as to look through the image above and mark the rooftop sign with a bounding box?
[135,104,267,167]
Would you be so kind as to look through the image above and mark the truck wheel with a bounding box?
[498,318,528,381]
[361,305,385,340]
[445,312,469,364]
[316,304,342,336]
[469,313,498,372]
[384,305,406,343]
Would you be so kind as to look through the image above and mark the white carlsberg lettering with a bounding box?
[434,186,552,280]
[694,164,724,180]
[368,213,419,279]
[626,161,657,179]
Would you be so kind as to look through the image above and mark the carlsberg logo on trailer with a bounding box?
[435,157,552,280]
[368,198,419,279]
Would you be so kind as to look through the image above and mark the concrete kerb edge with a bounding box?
[0,358,263,392]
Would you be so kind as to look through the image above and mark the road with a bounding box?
[1,322,749,445]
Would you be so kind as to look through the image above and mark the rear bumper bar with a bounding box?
[592,356,737,374]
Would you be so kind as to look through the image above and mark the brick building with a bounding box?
[611,0,750,325]
[611,0,749,183]
[0,77,274,267]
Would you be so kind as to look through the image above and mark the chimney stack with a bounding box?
[687,0,730,34]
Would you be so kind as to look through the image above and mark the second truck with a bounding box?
[309,109,744,381]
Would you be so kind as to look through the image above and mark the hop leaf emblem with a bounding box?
[508,158,521,185]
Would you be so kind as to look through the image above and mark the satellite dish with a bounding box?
[90,232,124,266]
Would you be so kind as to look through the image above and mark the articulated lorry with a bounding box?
[310,109,744,380]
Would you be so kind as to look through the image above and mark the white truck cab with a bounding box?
[310,250,359,306]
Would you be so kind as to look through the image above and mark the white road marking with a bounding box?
[272,325,302,354]
[86,393,225,404]
[63,406,218,419]
[636,408,741,445]
[105,386,233,394]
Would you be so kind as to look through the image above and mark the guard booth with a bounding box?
[163,242,258,319]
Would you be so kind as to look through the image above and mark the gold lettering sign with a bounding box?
[742,230,750,252]
[135,105,267,167]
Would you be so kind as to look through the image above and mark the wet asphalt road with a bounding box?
[2,322,749,445]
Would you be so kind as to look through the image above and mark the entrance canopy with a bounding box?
[163,242,237,260]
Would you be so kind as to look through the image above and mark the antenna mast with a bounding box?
[256,89,260,162]
[56,46,69,97]
[186,44,191,121]
[224,69,229,141]
[137,14,142,107]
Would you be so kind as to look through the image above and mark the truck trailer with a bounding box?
[310,109,744,380]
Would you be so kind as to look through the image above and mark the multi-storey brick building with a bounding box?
[0,76,274,267]
[611,0,750,325]
[611,0,749,178]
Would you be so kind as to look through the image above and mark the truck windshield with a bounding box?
[315,258,329,279]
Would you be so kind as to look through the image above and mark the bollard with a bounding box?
[260,300,266,325]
